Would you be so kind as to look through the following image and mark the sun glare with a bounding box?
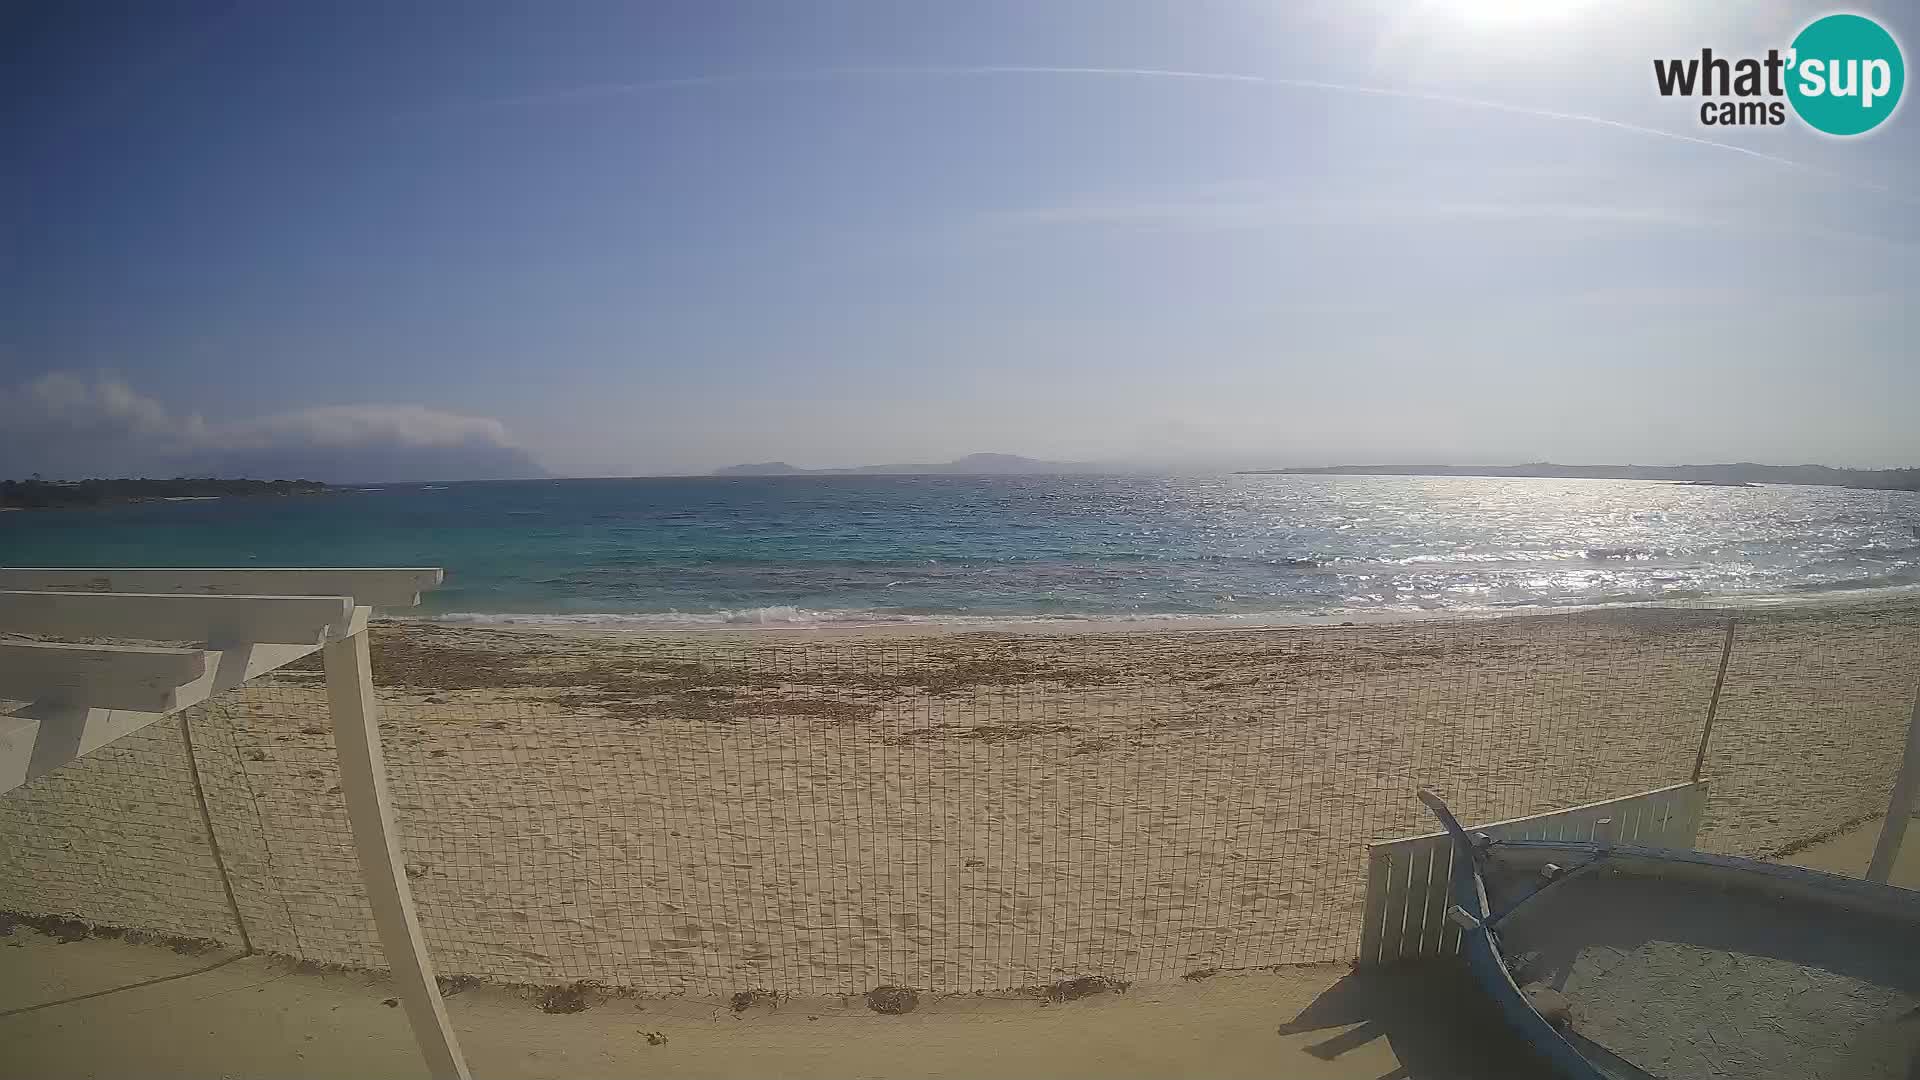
[1435,0,1596,28]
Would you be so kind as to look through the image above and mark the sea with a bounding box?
[4,474,1918,629]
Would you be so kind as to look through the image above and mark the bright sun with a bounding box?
[1436,0,1595,28]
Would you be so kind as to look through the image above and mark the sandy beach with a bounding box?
[4,598,1917,996]
[7,816,1915,1079]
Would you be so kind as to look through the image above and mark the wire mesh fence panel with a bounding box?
[366,608,1733,993]
[194,682,387,966]
[0,597,1914,996]
[0,711,242,945]
[1693,600,1920,857]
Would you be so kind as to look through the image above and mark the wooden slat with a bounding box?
[1615,801,1639,844]
[1417,842,1453,958]
[1643,799,1665,843]
[0,568,443,608]
[0,641,206,712]
[1642,793,1667,844]
[0,591,356,646]
[1371,782,1707,857]
[1357,850,1390,966]
[3,640,325,794]
[1378,851,1413,964]
[1636,799,1660,844]
[1653,785,1688,847]
[1436,849,1464,957]
[0,715,37,792]
[1649,797,1670,842]
[1574,811,1599,842]
[1403,847,1434,960]
[1679,782,1709,845]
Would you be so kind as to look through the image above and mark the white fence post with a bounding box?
[1867,679,1920,884]
[323,620,470,1080]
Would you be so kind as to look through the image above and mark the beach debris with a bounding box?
[644,1031,668,1045]
[959,722,1074,743]
[729,989,778,1013]
[1046,976,1129,1002]
[1521,983,1574,1029]
[538,983,601,1013]
[381,998,399,1008]
[2,913,120,944]
[1181,967,1220,981]
[158,933,220,955]
[46,918,90,943]
[436,974,479,996]
[864,986,919,1014]
[404,861,431,879]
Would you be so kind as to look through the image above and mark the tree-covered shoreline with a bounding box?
[0,477,331,510]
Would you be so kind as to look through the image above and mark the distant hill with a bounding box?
[1240,462,1920,490]
[715,453,1099,476]
[713,461,803,476]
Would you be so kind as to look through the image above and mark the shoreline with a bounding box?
[379,582,1920,641]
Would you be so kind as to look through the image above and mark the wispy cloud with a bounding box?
[973,194,1920,254]
[437,64,1901,202]
[1562,286,1901,310]
[979,197,1722,231]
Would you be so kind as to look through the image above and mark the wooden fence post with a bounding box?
[1867,679,1920,884]
[1691,617,1736,783]
[324,621,470,1080]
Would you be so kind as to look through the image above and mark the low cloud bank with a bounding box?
[1,373,548,483]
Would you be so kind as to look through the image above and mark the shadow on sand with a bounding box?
[1276,965,1550,1080]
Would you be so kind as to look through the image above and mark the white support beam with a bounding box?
[0,642,207,713]
[0,591,356,647]
[1867,680,1920,883]
[0,714,38,792]
[324,620,469,1080]
[1,641,320,794]
[0,568,444,609]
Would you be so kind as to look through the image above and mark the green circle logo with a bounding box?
[1787,13,1904,135]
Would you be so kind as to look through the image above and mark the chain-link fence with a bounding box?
[2,599,1915,995]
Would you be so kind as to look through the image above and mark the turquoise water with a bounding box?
[3,475,1917,627]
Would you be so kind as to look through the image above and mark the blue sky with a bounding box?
[3,1,1917,478]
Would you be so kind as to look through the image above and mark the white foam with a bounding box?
[397,606,915,630]
[382,581,1920,635]
[390,606,1333,632]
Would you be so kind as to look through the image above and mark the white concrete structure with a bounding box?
[0,568,469,1080]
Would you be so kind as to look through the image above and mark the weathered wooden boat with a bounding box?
[1419,789,1920,1078]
